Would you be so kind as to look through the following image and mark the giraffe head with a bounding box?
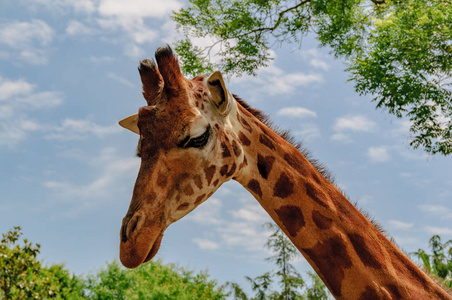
[118,46,245,268]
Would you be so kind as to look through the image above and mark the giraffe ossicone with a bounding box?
[119,46,452,299]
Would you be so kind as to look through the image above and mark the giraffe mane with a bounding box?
[233,95,388,234]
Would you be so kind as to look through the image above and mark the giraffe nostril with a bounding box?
[121,213,144,243]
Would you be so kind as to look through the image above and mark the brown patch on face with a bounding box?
[259,134,275,150]
[214,123,220,130]
[232,140,241,156]
[275,205,305,237]
[157,172,167,188]
[239,132,251,146]
[348,233,383,269]
[177,203,190,211]
[283,153,308,177]
[358,286,380,300]
[305,182,329,208]
[205,165,216,185]
[194,175,203,189]
[184,184,194,196]
[213,179,219,186]
[226,163,236,177]
[221,142,231,158]
[312,210,333,230]
[303,237,352,297]
[167,172,190,199]
[195,193,206,205]
[257,154,275,179]
[247,179,262,198]
[220,165,228,176]
[273,172,294,198]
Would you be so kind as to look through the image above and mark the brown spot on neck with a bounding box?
[303,237,352,297]
[358,286,380,300]
[275,205,305,237]
[273,172,294,198]
[305,182,329,208]
[348,233,383,269]
[312,210,333,230]
[247,179,262,198]
[231,140,241,156]
[257,154,275,179]
[259,133,275,150]
[239,132,251,146]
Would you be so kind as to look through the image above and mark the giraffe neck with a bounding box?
[233,104,451,300]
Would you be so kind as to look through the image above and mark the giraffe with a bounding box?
[118,46,451,300]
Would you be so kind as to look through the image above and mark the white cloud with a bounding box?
[230,204,268,223]
[46,118,120,141]
[277,107,317,118]
[187,198,224,225]
[0,78,34,101]
[107,72,135,88]
[293,123,321,141]
[425,226,452,236]
[98,0,182,18]
[66,20,98,36]
[367,146,390,162]
[388,220,414,230]
[23,0,96,14]
[90,56,115,63]
[418,204,452,219]
[331,115,376,143]
[0,76,63,147]
[333,115,376,132]
[310,58,330,71]
[0,19,54,64]
[43,147,140,214]
[192,238,220,250]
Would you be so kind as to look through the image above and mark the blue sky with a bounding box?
[1,0,452,291]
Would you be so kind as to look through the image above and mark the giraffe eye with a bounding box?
[180,125,211,149]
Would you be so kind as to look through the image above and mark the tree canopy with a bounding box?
[173,0,452,155]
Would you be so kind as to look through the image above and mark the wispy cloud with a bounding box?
[0,19,54,64]
[293,123,321,141]
[46,118,120,141]
[66,20,98,36]
[425,226,452,236]
[43,147,139,216]
[192,238,220,250]
[107,72,135,88]
[388,220,414,230]
[0,76,62,147]
[331,115,376,143]
[277,107,317,118]
[367,146,390,163]
[418,204,452,219]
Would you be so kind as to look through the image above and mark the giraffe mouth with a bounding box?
[143,231,163,263]
[120,227,164,269]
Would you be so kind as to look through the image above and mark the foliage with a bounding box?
[0,226,84,299]
[86,259,226,300]
[173,0,452,155]
[226,222,329,300]
[413,235,452,288]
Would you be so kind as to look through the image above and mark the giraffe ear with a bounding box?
[119,114,139,135]
[206,71,233,116]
